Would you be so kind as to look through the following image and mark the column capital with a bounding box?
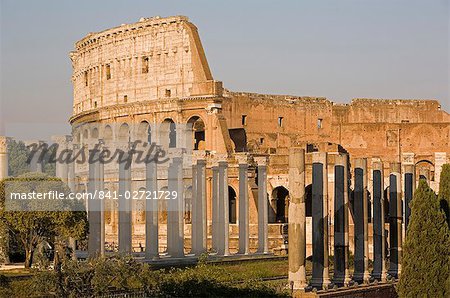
[312,151,327,164]
[0,136,9,154]
[372,158,384,170]
[254,155,269,166]
[334,153,348,166]
[401,153,415,165]
[235,152,250,165]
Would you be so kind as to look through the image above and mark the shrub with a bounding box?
[397,180,450,297]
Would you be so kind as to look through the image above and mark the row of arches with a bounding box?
[73,116,206,150]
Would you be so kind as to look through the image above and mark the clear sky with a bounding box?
[1,0,449,140]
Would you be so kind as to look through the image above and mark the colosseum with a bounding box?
[67,15,450,255]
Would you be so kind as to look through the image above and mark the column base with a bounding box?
[352,271,371,284]
[309,277,331,291]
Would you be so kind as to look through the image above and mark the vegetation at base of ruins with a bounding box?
[0,172,88,268]
[0,255,290,297]
[7,139,56,177]
[438,164,450,227]
[397,179,450,297]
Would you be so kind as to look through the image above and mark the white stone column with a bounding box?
[217,160,229,256]
[288,148,307,292]
[0,136,8,181]
[88,148,104,257]
[255,156,269,254]
[118,150,132,254]
[192,153,207,255]
[211,164,219,251]
[236,154,250,255]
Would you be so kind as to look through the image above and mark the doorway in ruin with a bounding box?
[228,186,237,223]
[187,116,205,150]
[270,186,289,223]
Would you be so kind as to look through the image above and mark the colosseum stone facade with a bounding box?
[68,15,450,254]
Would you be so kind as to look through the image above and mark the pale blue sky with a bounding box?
[1,0,449,140]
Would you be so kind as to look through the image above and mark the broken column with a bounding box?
[310,152,331,289]
[217,160,229,256]
[192,154,207,255]
[404,164,415,230]
[118,151,132,254]
[388,162,402,279]
[237,154,250,255]
[288,148,307,292]
[0,137,8,181]
[372,159,387,282]
[353,158,370,284]
[145,151,159,259]
[255,156,269,254]
[167,155,185,258]
[333,153,351,286]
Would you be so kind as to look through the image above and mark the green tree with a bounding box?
[7,139,56,177]
[0,172,88,268]
[439,164,450,226]
[397,180,450,297]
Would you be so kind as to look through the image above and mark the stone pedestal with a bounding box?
[333,154,351,286]
[372,159,387,282]
[353,158,370,284]
[217,161,229,256]
[145,157,159,259]
[237,154,250,255]
[288,148,307,292]
[255,156,269,254]
[404,164,415,230]
[118,152,132,254]
[388,162,402,279]
[310,152,331,289]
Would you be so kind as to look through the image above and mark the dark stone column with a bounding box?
[388,162,402,279]
[333,154,351,286]
[404,165,415,230]
[88,149,102,257]
[255,156,269,254]
[353,158,370,284]
[310,152,331,289]
[288,148,307,292]
[145,154,159,260]
[167,156,185,258]
[118,151,132,254]
[372,160,387,282]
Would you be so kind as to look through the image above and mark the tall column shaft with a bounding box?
[167,156,184,257]
[238,162,249,255]
[333,154,351,286]
[404,164,415,230]
[211,166,219,251]
[372,160,387,281]
[192,159,207,255]
[256,157,269,254]
[145,158,159,259]
[353,158,370,284]
[388,162,402,278]
[310,152,331,289]
[288,148,307,292]
[88,150,102,257]
[191,163,198,254]
[118,152,132,253]
[217,161,229,256]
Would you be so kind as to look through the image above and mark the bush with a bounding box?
[397,180,450,297]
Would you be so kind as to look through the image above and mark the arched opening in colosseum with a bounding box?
[184,186,192,224]
[161,119,176,148]
[229,186,237,223]
[415,159,435,183]
[104,125,113,142]
[118,123,130,142]
[187,116,205,150]
[91,127,99,140]
[270,186,289,223]
[137,121,151,143]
